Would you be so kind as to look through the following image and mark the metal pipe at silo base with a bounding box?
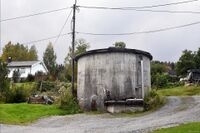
[141,60,144,99]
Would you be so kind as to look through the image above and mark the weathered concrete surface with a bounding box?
[1,96,200,133]
[77,52,151,111]
[106,104,144,113]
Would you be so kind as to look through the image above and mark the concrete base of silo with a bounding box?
[105,99,144,113]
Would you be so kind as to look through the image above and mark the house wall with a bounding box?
[8,67,31,78]
[31,63,47,75]
[8,62,48,79]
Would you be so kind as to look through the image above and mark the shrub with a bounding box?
[35,71,47,81]
[166,82,184,89]
[13,69,21,83]
[6,86,28,103]
[37,81,56,92]
[4,83,38,103]
[26,74,35,82]
[167,76,179,83]
[65,83,77,97]
[154,73,169,89]
[0,61,10,102]
[144,90,164,111]
[59,84,81,113]
[0,80,10,102]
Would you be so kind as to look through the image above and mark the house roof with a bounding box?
[188,69,200,73]
[168,70,177,76]
[7,61,40,67]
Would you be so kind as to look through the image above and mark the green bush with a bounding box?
[0,80,10,103]
[35,71,47,81]
[65,83,77,97]
[153,74,169,89]
[37,81,56,92]
[3,83,37,103]
[9,86,28,103]
[5,86,28,103]
[59,85,81,113]
[144,90,164,111]
[12,70,21,83]
[26,74,35,82]
[0,61,10,103]
[166,82,184,89]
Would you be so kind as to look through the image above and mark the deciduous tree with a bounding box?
[65,38,90,82]
[0,60,10,102]
[2,42,38,61]
[194,48,200,69]
[43,42,57,78]
[175,50,196,76]
[113,41,126,48]
[28,45,38,60]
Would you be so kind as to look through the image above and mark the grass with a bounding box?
[14,82,36,87]
[152,122,200,133]
[12,82,37,91]
[0,103,79,125]
[157,85,200,96]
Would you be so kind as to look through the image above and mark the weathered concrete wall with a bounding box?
[77,52,151,111]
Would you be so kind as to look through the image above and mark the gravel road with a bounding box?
[1,96,200,133]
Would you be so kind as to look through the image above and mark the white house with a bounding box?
[7,61,48,79]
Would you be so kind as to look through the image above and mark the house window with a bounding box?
[19,68,25,74]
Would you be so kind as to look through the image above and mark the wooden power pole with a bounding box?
[72,0,77,97]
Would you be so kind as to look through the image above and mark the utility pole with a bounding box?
[0,0,1,56]
[71,0,77,97]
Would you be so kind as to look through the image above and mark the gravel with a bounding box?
[1,96,200,133]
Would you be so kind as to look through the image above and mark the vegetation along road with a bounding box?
[1,96,200,133]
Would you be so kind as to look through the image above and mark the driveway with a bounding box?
[1,96,200,133]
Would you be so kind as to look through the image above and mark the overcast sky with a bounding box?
[1,0,200,64]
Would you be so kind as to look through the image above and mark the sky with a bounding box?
[0,0,200,64]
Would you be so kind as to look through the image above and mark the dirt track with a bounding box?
[1,96,200,133]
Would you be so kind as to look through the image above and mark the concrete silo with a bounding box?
[75,47,153,113]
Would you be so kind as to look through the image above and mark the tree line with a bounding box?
[0,39,90,82]
[1,39,199,87]
[151,48,200,88]
[176,49,200,76]
[0,40,126,102]
[1,42,38,61]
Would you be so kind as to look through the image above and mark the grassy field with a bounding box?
[157,85,200,96]
[0,103,79,125]
[152,122,200,133]
[14,82,36,87]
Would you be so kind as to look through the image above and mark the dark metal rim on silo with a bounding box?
[75,47,153,61]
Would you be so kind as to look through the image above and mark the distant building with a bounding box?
[7,61,48,79]
[167,70,177,77]
[187,69,200,83]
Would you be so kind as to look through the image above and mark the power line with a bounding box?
[1,0,199,23]
[54,9,73,45]
[78,0,199,10]
[80,5,200,15]
[0,7,71,22]
[22,20,200,45]
[22,33,71,45]
[76,20,200,36]
[134,9,200,14]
